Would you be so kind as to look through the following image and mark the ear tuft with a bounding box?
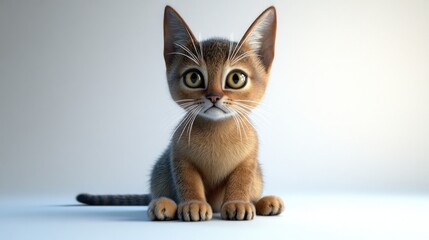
[238,7,277,71]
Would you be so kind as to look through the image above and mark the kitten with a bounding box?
[77,5,283,221]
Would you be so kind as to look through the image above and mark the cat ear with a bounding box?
[163,6,199,66]
[238,6,277,71]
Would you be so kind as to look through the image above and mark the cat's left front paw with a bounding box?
[255,195,284,216]
[221,201,255,220]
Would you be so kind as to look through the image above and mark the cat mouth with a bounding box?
[204,106,227,114]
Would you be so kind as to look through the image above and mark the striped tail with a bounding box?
[76,193,152,206]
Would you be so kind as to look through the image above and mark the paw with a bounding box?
[221,201,255,220]
[255,195,284,216]
[178,201,213,221]
[148,197,177,221]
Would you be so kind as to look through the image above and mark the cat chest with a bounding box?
[173,132,258,184]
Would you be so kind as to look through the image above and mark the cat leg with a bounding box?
[173,159,213,221]
[255,195,284,216]
[148,197,177,221]
[221,159,257,220]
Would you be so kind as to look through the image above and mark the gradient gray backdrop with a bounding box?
[1,0,428,198]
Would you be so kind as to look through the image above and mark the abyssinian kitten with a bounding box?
[77,5,284,221]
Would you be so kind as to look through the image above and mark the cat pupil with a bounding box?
[191,73,198,83]
[232,74,239,84]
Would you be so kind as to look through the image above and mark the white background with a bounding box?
[1,0,429,198]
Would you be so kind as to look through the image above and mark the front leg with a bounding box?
[221,159,257,221]
[173,158,213,221]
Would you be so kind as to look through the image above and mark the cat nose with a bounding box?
[206,94,222,103]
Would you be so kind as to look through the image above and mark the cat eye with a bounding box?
[225,71,247,89]
[183,70,204,89]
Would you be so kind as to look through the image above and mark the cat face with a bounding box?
[163,6,276,121]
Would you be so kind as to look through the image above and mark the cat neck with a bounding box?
[192,114,253,133]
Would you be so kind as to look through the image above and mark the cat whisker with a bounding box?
[198,33,204,61]
[230,28,256,64]
[171,104,200,140]
[180,102,205,111]
[175,104,193,111]
[224,105,243,143]
[231,50,259,65]
[230,39,244,64]
[178,102,197,109]
[232,53,261,65]
[231,101,255,109]
[174,42,200,64]
[173,112,195,143]
[231,16,269,63]
[234,111,247,140]
[186,105,203,146]
[229,106,250,138]
[183,103,203,111]
[183,26,202,61]
[226,100,270,128]
[171,116,190,141]
[175,99,197,103]
[232,109,256,137]
[232,101,269,118]
[178,105,201,144]
[236,112,250,139]
[167,52,199,65]
[233,99,262,104]
[233,103,269,128]
[233,114,243,143]
[231,102,253,114]
[171,112,192,136]
[232,99,270,109]
[230,105,257,132]
[229,99,268,114]
[239,100,270,114]
[227,34,235,63]
[163,100,197,120]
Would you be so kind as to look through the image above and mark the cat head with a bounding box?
[163,6,276,121]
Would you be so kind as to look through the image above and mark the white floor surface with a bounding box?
[1,194,428,240]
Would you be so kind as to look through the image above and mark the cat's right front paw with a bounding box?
[178,201,213,221]
[148,197,177,221]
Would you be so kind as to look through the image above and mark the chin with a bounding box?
[199,108,234,121]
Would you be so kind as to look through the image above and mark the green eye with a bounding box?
[226,71,247,89]
[184,70,204,88]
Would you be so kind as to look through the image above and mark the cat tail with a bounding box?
[76,193,152,206]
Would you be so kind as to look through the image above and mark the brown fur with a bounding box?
[148,6,284,221]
